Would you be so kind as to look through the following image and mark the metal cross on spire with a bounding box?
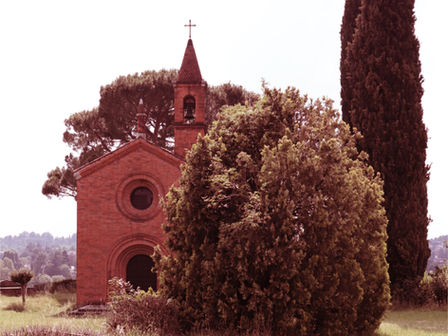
[184,19,196,39]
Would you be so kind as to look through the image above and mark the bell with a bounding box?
[185,107,195,121]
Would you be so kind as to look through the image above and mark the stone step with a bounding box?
[70,304,109,316]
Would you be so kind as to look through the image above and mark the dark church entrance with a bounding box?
[126,254,157,291]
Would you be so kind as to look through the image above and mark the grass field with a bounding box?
[376,309,447,336]
[0,293,446,335]
[0,293,106,333]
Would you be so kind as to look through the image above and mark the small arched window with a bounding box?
[183,96,196,124]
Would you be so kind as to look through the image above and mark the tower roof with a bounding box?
[177,39,203,84]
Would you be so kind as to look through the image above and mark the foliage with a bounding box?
[340,0,361,127]
[42,69,177,198]
[41,249,74,278]
[396,265,447,307]
[2,250,21,269]
[99,70,178,147]
[32,274,52,291]
[206,82,259,125]
[10,269,33,305]
[427,265,448,305]
[10,269,33,286]
[340,0,430,297]
[416,273,437,306]
[49,278,76,294]
[156,86,389,335]
[42,69,257,199]
[51,275,65,283]
[0,292,446,335]
[0,232,76,254]
[0,294,105,333]
[0,232,76,285]
[0,258,13,280]
[107,277,180,336]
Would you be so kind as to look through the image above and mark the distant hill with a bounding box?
[0,232,76,254]
[426,235,448,272]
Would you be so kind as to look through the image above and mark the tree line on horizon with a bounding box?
[0,231,75,252]
[1,231,444,280]
[1,232,445,281]
[0,232,76,286]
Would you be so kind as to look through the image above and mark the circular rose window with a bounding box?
[116,175,162,221]
[130,187,153,210]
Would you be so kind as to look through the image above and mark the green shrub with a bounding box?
[431,265,448,305]
[410,264,448,307]
[32,281,51,293]
[107,277,181,336]
[30,273,52,290]
[49,278,76,293]
[416,273,436,306]
[157,87,390,335]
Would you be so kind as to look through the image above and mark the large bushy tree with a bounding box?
[42,69,178,198]
[206,82,259,125]
[42,70,257,198]
[341,0,430,297]
[156,87,389,335]
[2,250,21,270]
[0,258,14,280]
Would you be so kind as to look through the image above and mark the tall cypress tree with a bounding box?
[341,0,430,297]
[340,0,362,126]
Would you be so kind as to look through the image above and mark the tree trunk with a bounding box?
[21,285,27,305]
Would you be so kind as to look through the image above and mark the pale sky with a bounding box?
[0,0,446,239]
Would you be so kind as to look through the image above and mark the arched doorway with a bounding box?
[126,254,157,291]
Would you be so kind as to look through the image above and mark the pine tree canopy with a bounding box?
[156,86,390,335]
[341,0,430,298]
[41,70,257,199]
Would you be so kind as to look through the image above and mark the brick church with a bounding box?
[74,37,206,306]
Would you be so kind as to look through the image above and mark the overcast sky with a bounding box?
[0,0,446,239]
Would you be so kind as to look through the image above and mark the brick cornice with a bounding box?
[75,139,183,180]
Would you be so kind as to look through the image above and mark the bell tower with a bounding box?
[173,37,207,157]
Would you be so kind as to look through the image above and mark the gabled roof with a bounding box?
[74,138,183,180]
[177,39,203,84]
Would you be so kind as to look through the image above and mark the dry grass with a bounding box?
[1,293,446,336]
[376,308,447,336]
[0,293,106,333]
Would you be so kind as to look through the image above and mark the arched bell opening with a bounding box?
[183,96,196,124]
[126,254,157,291]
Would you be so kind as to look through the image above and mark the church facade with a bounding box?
[75,38,206,306]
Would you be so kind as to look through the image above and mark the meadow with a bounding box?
[0,293,446,335]
[0,293,106,334]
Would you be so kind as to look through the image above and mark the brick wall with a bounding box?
[76,141,180,306]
